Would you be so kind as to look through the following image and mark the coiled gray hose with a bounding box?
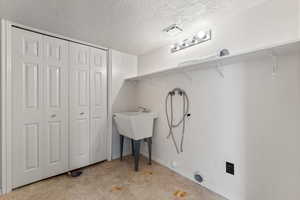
[165,88,190,154]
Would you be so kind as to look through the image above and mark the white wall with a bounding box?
[111,50,138,159]
[138,0,300,75]
[137,0,300,200]
[138,52,300,200]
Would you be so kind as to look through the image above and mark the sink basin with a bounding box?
[114,112,158,140]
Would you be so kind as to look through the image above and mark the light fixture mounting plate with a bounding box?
[163,24,183,36]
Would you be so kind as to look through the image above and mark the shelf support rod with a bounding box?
[216,62,224,78]
[270,50,278,77]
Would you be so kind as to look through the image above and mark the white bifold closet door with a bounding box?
[90,48,107,164]
[11,26,107,188]
[69,43,91,169]
[12,28,69,188]
[69,43,107,170]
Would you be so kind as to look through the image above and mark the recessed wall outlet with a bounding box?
[226,161,234,175]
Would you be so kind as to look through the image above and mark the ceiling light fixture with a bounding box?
[197,31,207,39]
[171,30,212,53]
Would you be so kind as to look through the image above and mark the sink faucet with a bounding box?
[138,106,150,112]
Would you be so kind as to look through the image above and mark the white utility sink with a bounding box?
[114,112,158,140]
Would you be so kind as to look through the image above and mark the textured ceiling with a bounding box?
[0,0,267,55]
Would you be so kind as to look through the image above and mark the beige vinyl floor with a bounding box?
[0,156,226,200]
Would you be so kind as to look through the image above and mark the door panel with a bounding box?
[24,63,39,108]
[48,122,61,163]
[47,66,61,108]
[12,28,44,188]
[78,70,89,106]
[24,123,40,170]
[93,71,103,110]
[90,48,107,163]
[69,43,91,169]
[43,36,68,177]
[22,36,41,58]
[12,28,69,188]
[90,117,106,163]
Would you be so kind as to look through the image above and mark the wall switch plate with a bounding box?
[226,161,234,175]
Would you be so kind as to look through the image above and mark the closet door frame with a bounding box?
[1,20,112,194]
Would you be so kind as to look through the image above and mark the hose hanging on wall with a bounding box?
[165,88,190,154]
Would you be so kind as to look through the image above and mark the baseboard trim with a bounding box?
[140,151,228,200]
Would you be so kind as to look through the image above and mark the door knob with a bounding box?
[80,112,84,115]
[51,114,56,118]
